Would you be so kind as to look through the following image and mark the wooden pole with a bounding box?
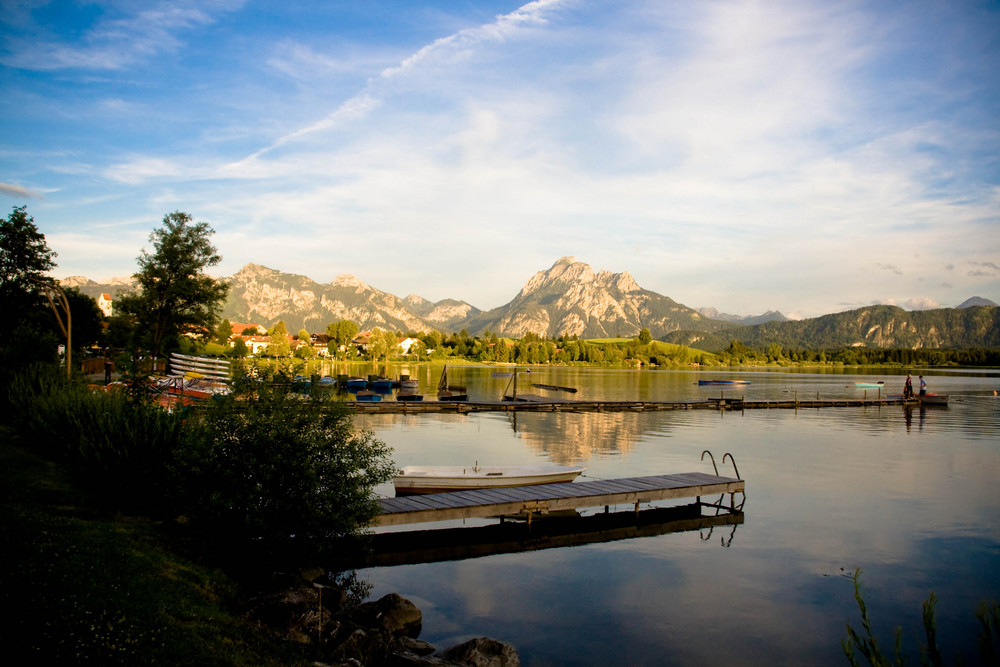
[35,280,72,379]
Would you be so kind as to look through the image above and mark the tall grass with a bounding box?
[9,364,186,515]
[843,568,1000,666]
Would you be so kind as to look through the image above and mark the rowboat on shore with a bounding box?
[393,464,586,495]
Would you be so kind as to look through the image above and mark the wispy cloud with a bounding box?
[245,0,568,159]
[1,1,245,71]
[0,182,41,198]
[903,297,940,310]
[968,261,1000,277]
[4,0,998,316]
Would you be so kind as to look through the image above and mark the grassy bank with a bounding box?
[0,425,310,665]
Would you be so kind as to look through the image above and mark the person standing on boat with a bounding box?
[919,375,927,396]
[904,374,913,399]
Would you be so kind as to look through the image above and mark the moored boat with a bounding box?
[345,377,368,391]
[437,365,468,401]
[889,393,949,406]
[393,464,586,495]
[355,390,382,402]
[370,377,394,391]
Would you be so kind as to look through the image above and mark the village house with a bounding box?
[97,293,113,318]
[398,337,421,355]
[230,322,267,337]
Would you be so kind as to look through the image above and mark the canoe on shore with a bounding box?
[393,464,586,495]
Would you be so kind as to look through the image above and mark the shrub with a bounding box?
[176,366,395,562]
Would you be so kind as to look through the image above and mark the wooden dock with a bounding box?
[347,397,905,414]
[375,472,744,527]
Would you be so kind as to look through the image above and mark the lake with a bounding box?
[347,366,1000,666]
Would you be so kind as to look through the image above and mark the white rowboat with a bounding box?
[393,464,586,495]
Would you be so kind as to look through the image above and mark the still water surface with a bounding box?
[349,367,1000,665]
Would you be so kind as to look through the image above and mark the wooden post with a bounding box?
[35,279,72,379]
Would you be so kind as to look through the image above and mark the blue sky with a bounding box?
[2,0,998,319]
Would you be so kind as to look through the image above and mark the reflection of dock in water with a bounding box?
[354,503,743,568]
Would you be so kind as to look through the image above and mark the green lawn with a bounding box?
[0,427,309,665]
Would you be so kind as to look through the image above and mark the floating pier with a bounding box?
[375,472,744,527]
[347,396,906,414]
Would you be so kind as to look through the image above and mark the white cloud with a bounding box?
[0,182,41,198]
[1,1,245,71]
[7,0,999,317]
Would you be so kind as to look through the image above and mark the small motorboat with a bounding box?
[917,393,949,405]
[370,377,394,391]
[345,377,368,391]
[698,379,750,386]
[393,464,586,495]
[855,381,885,388]
[890,393,949,406]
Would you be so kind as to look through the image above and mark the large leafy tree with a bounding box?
[1,205,56,308]
[115,211,228,358]
[1,206,61,373]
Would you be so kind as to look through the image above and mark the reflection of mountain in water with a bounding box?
[507,411,670,462]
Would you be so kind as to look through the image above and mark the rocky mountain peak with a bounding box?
[404,294,431,307]
[519,257,598,297]
[957,296,998,308]
[331,274,370,291]
[61,276,95,287]
[233,263,280,282]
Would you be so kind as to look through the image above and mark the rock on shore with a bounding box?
[243,572,520,666]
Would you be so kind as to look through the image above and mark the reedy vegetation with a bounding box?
[8,363,395,565]
[843,569,999,667]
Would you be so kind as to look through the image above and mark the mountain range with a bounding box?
[62,257,998,350]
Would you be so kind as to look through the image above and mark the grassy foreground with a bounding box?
[0,426,310,666]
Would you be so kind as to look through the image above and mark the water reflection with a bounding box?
[347,504,742,568]
[350,368,1000,665]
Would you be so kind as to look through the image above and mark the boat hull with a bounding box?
[393,465,586,495]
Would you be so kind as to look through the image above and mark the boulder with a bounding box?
[439,637,520,667]
[346,593,423,636]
